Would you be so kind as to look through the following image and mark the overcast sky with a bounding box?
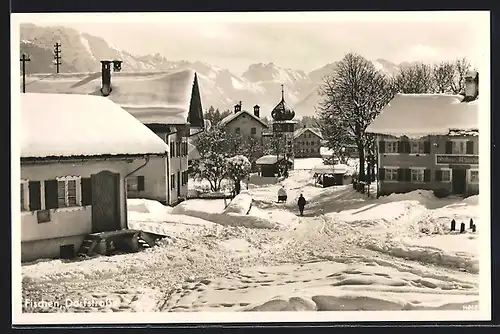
[29,12,487,74]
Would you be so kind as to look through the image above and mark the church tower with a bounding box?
[270,84,297,175]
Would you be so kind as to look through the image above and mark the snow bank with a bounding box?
[325,192,480,273]
[223,193,253,215]
[364,233,479,274]
[127,198,216,237]
[171,198,298,230]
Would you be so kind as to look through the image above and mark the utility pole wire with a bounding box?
[20,54,31,93]
[54,42,61,74]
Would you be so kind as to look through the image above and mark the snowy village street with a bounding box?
[21,160,480,313]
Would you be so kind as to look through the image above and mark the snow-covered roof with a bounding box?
[366,93,479,138]
[312,164,349,175]
[23,69,204,126]
[219,110,269,128]
[255,155,292,165]
[21,93,169,159]
[293,127,323,140]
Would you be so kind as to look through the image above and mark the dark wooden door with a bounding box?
[451,168,467,195]
[91,170,121,233]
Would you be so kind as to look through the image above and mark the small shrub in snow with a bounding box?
[226,155,251,195]
[433,188,451,198]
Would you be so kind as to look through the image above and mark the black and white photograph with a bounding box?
[11,11,490,324]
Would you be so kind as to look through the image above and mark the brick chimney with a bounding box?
[253,104,260,118]
[234,101,242,114]
[464,71,479,102]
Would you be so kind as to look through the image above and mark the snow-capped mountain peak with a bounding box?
[20,23,404,118]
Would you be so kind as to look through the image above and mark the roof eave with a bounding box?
[20,152,168,164]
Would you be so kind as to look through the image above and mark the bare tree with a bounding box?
[394,63,434,93]
[317,53,394,180]
[432,61,455,93]
[451,57,473,94]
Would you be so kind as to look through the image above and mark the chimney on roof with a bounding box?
[234,101,242,114]
[464,71,479,102]
[100,60,112,96]
[100,60,122,96]
[253,104,260,118]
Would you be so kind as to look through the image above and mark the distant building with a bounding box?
[25,66,205,206]
[255,155,293,178]
[219,102,269,141]
[366,71,479,197]
[20,93,168,262]
[293,127,323,158]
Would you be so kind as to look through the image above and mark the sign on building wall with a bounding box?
[436,155,479,165]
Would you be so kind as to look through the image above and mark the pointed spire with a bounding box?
[281,84,284,101]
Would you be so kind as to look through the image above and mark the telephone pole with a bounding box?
[20,54,31,93]
[53,42,61,73]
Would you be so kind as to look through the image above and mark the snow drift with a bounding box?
[171,195,299,230]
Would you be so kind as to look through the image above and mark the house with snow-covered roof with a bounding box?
[20,93,169,262]
[24,66,205,206]
[293,127,323,158]
[219,102,269,140]
[366,71,479,197]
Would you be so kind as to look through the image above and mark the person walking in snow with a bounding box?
[297,193,306,216]
[277,185,287,203]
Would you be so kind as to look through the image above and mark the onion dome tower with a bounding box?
[271,85,296,121]
[270,84,297,176]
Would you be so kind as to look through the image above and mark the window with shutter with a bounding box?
[451,140,467,154]
[424,169,430,182]
[469,170,479,183]
[445,141,453,154]
[28,181,41,211]
[378,168,386,181]
[137,176,145,191]
[410,141,425,154]
[410,168,425,182]
[81,177,92,206]
[44,179,59,209]
[384,168,398,181]
[423,141,431,154]
[466,141,474,154]
[386,140,399,153]
[441,169,451,182]
[20,181,29,211]
[435,169,442,182]
[56,176,81,208]
[397,168,404,181]
[378,140,385,153]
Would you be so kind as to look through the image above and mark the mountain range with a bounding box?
[20,23,409,118]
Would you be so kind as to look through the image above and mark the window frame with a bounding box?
[468,169,479,184]
[385,166,399,182]
[451,139,468,155]
[56,176,82,208]
[410,167,425,183]
[385,139,399,154]
[410,140,425,155]
[440,168,452,182]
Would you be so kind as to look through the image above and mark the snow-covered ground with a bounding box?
[21,167,482,315]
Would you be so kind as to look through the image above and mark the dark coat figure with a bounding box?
[298,194,306,216]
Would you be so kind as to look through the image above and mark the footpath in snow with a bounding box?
[21,163,482,313]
